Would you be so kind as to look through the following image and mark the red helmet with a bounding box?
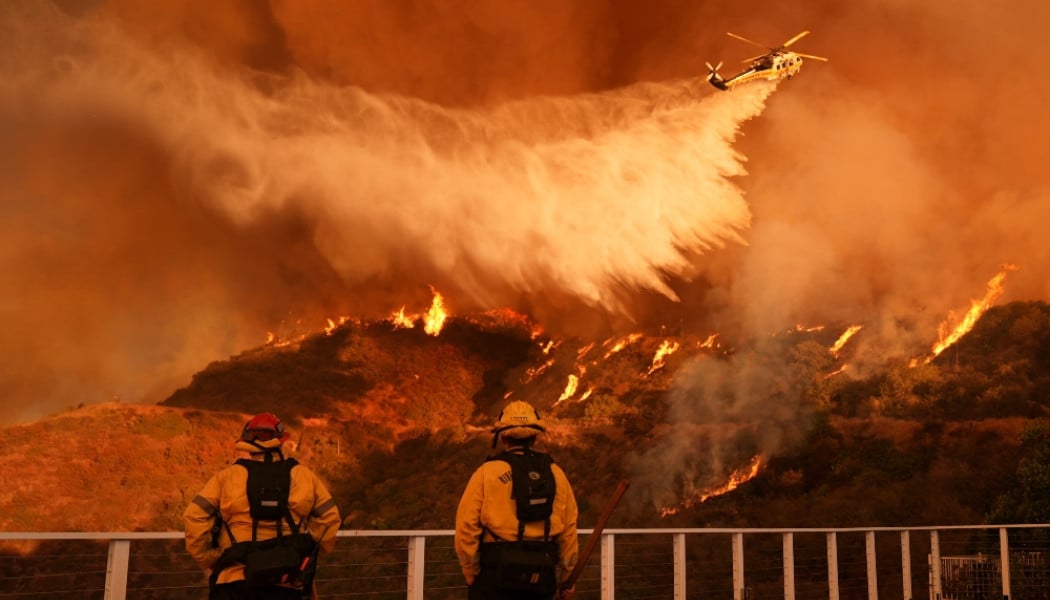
[241,413,290,443]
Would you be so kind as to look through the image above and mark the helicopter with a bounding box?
[706,30,827,91]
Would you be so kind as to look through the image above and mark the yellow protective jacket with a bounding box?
[183,445,340,586]
[454,447,579,584]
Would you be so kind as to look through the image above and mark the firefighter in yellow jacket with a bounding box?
[184,413,340,600]
[455,400,579,600]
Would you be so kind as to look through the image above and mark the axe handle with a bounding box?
[561,480,630,592]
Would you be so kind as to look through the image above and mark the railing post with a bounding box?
[902,530,913,600]
[104,539,130,600]
[930,530,942,600]
[733,532,745,600]
[827,531,840,600]
[784,532,795,600]
[406,535,425,600]
[673,532,686,600]
[866,531,879,600]
[1000,527,1011,600]
[601,533,616,600]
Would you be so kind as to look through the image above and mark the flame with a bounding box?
[422,289,447,336]
[698,333,720,349]
[830,325,863,356]
[660,456,763,518]
[824,364,848,378]
[576,342,595,360]
[556,374,579,403]
[603,333,643,360]
[265,314,354,345]
[390,306,415,329]
[917,264,1018,365]
[263,318,308,347]
[324,316,352,335]
[579,387,594,401]
[793,324,825,333]
[524,358,556,383]
[387,287,448,335]
[645,340,680,376]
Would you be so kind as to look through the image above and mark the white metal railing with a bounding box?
[3,525,1050,599]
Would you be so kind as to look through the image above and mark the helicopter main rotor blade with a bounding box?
[726,32,770,50]
[781,30,811,48]
[795,52,829,62]
[741,54,767,63]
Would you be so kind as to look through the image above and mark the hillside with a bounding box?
[2,302,1050,533]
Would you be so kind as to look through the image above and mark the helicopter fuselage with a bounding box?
[708,51,805,91]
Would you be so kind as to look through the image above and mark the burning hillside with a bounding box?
[162,297,728,432]
[1,298,1049,532]
[159,285,1049,520]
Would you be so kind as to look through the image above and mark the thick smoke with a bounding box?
[627,339,817,513]
[1,2,769,422]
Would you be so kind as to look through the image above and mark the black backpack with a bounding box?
[480,448,560,594]
[488,449,557,538]
[237,457,301,538]
[211,455,318,591]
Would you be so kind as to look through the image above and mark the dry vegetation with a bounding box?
[2,302,1049,534]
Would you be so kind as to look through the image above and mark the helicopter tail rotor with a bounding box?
[705,61,728,90]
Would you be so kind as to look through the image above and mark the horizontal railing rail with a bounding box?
[3,525,1050,599]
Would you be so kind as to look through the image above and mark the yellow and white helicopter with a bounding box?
[706,30,827,91]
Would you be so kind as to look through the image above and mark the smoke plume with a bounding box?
[1,1,770,422]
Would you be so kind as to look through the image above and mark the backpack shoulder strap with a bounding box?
[281,459,301,535]
[211,510,238,546]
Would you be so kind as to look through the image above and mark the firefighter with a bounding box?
[455,400,579,600]
[184,413,341,600]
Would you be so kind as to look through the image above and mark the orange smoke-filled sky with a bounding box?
[1,0,1048,423]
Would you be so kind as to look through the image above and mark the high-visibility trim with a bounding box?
[192,495,216,515]
[313,499,337,517]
